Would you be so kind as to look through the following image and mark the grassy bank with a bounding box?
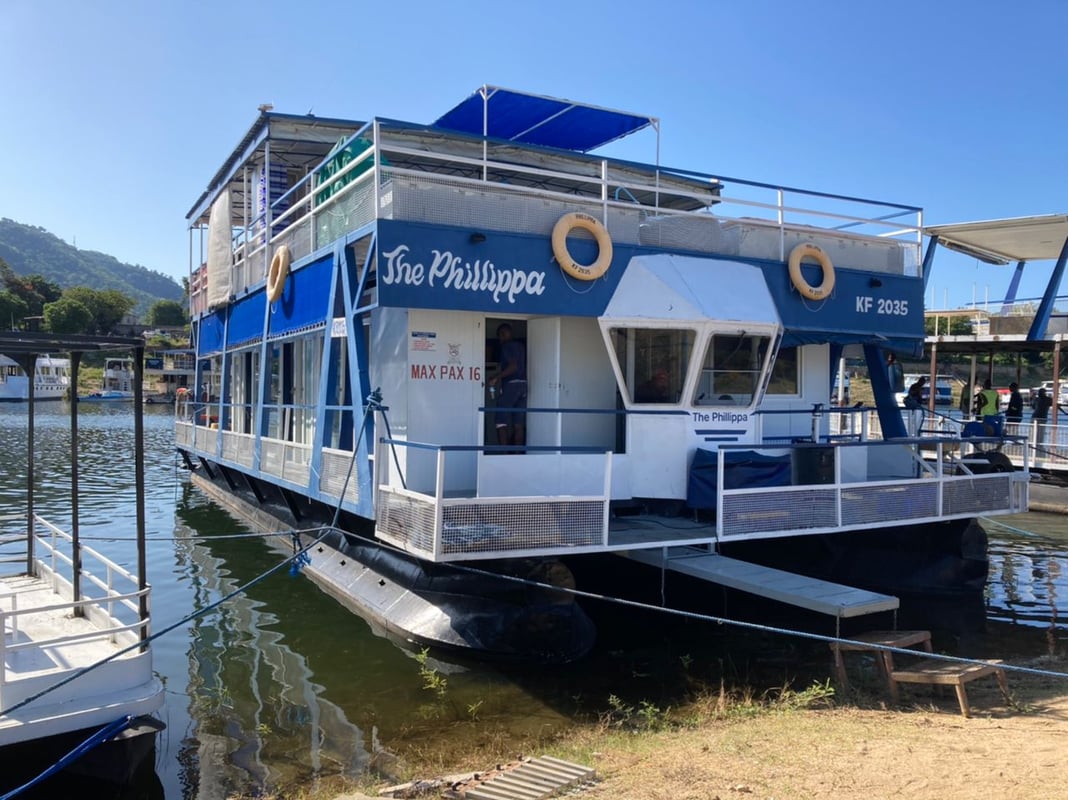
[242,656,1068,800]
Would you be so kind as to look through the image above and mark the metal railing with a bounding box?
[374,439,612,562]
[190,118,926,305]
[714,438,1028,541]
[0,515,150,681]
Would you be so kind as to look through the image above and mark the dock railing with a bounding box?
[0,515,149,665]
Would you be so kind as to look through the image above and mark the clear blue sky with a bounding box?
[2,0,1066,309]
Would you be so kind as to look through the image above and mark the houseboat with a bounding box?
[80,357,135,402]
[176,87,1029,660]
[144,349,195,403]
[0,355,70,401]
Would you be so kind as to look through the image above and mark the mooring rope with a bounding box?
[438,555,1068,681]
[0,527,332,719]
[0,715,135,800]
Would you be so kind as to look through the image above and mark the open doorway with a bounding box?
[484,317,528,451]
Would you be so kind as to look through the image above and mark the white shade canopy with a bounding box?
[925,214,1068,265]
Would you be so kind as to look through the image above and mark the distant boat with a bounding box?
[79,357,136,402]
[0,355,70,401]
[79,389,135,402]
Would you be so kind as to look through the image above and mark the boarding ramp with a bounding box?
[626,547,899,624]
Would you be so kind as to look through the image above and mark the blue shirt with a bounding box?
[500,339,526,382]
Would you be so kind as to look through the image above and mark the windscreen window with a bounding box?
[609,327,695,404]
[694,334,772,406]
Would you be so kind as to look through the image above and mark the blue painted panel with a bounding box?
[376,219,633,317]
[228,291,266,346]
[769,267,925,346]
[267,254,335,337]
[198,311,225,354]
[376,219,925,347]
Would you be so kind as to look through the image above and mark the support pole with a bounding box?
[1054,338,1062,440]
[70,352,82,614]
[1027,235,1068,341]
[20,353,37,574]
[134,346,148,645]
[928,342,938,414]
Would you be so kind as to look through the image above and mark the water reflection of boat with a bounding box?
[170,488,368,796]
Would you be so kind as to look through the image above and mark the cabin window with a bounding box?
[766,346,800,395]
[694,333,772,406]
[227,348,259,434]
[609,327,695,404]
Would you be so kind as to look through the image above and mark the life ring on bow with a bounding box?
[552,212,613,281]
[788,243,835,301]
[266,245,291,302]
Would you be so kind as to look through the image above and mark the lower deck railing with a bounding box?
[0,515,150,701]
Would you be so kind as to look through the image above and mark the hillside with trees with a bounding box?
[0,217,182,314]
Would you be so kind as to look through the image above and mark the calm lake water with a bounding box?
[0,403,1066,798]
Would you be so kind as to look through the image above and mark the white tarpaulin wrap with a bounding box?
[205,190,233,308]
[601,254,780,325]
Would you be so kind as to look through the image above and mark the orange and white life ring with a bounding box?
[788,243,835,301]
[266,245,291,302]
[551,212,613,281]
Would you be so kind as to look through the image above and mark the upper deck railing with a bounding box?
[190,120,924,314]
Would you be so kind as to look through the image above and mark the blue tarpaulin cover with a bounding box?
[687,448,791,510]
[433,86,654,153]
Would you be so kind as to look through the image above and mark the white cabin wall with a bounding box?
[759,344,831,441]
[558,317,617,449]
[526,317,561,447]
[405,309,481,494]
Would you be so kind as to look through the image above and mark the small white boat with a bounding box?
[0,355,70,401]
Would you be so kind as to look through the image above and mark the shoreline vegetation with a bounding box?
[243,655,1068,800]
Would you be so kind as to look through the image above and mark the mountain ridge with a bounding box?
[0,217,183,313]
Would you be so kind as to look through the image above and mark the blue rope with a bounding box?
[0,715,134,800]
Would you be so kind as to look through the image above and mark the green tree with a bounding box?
[43,297,93,334]
[925,315,973,336]
[0,267,62,317]
[0,291,29,329]
[145,299,187,326]
[61,287,135,334]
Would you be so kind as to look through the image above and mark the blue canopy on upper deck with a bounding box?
[432,86,656,152]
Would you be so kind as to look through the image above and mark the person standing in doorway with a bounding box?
[488,323,527,450]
